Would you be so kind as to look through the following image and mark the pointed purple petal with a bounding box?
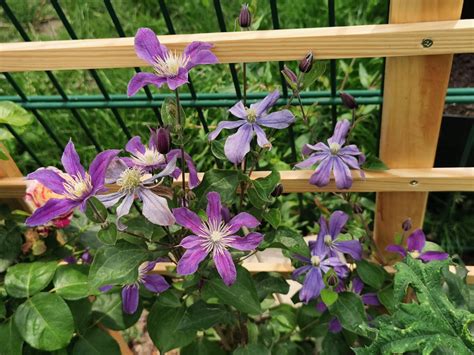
[309,157,334,187]
[328,119,351,145]
[339,154,362,171]
[362,293,380,306]
[316,301,327,313]
[228,101,247,119]
[206,192,222,225]
[127,72,166,97]
[141,274,170,293]
[293,254,311,264]
[180,235,204,248]
[251,125,270,149]
[329,211,349,237]
[418,251,449,262]
[26,198,78,227]
[184,41,218,68]
[302,142,329,155]
[328,318,343,333]
[256,110,295,129]
[185,154,200,189]
[292,265,311,280]
[166,67,189,90]
[407,229,426,252]
[62,140,85,177]
[134,28,166,64]
[227,212,260,234]
[351,277,364,294]
[173,207,203,234]
[176,247,208,275]
[116,193,134,231]
[214,249,237,286]
[251,90,280,116]
[138,189,175,226]
[227,232,263,251]
[333,157,352,189]
[97,191,126,208]
[224,123,253,164]
[122,284,139,314]
[27,168,66,195]
[334,240,362,260]
[90,149,121,192]
[386,244,407,257]
[295,152,328,169]
[126,136,146,155]
[105,158,128,184]
[312,217,329,257]
[299,267,324,303]
[339,144,363,156]
[208,120,245,141]
[99,285,113,292]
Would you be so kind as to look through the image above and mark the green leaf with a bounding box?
[262,209,281,229]
[356,259,387,289]
[210,139,227,161]
[0,318,23,355]
[265,227,308,257]
[68,298,92,334]
[377,284,397,313]
[301,61,327,89]
[270,304,297,332]
[181,338,225,355]
[156,289,183,308]
[0,146,8,160]
[14,293,74,351]
[362,154,389,171]
[203,267,261,315]
[91,292,141,330]
[161,97,185,131]
[253,273,290,301]
[233,343,271,355]
[88,242,149,291]
[178,300,230,331]
[0,101,33,127]
[97,223,117,245]
[193,170,240,209]
[443,266,470,309]
[148,300,195,353]
[53,264,89,300]
[72,327,120,355]
[329,292,367,335]
[0,226,22,272]
[247,170,280,209]
[321,288,338,307]
[5,261,57,298]
[84,197,108,223]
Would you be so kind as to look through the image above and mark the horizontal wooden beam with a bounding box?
[0,168,472,199]
[1,20,472,72]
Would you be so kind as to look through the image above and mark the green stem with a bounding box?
[175,89,187,207]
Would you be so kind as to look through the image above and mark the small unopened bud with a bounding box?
[299,51,314,73]
[326,273,339,287]
[81,250,93,264]
[352,203,363,214]
[271,184,283,197]
[402,218,412,232]
[339,92,358,109]
[281,65,298,89]
[239,4,252,28]
[156,127,171,154]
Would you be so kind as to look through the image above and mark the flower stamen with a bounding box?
[117,168,144,192]
[329,142,341,155]
[153,51,190,77]
[245,108,258,123]
[62,173,92,200]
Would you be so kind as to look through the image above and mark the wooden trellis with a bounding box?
[0,0,473,280]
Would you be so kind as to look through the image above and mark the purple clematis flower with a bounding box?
[128,28,218,94]
[98,157,176,230]
[386,229,448,262]
[101,259,170,314]
[26,140,119,227]
[208,90,295,164]
[123,133,200,189]
[296,119,365,189]
[311,211,362,263]
[292,249,348,304]
[174,192,263,286]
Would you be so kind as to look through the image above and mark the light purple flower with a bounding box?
[296,119,365,189]
[123,133,200,189]
[208,90,295,164]
[127,28,218,94]
[174,192,263,286]
[386,229,448,262]
[101,259,170,314]
[311,211,362,263]
[292,250,348,304]
[26,140,120,226]
[98,157,176,230]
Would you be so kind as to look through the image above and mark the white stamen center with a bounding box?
[153,51,190,77]
[245,108,258,123]
[62,172,92,200]
[329,142,341,155]
[132,148,164,167]
[311,255,321,267]
[324,234,333,246]
[409,250,420,259]
[199,219,232,255]
[117,168,143,192]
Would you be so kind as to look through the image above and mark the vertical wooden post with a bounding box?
[374,0,464,258]
[0,143,30,211]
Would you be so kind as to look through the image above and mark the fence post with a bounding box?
[374,0,464,259]
[0,143,30,211]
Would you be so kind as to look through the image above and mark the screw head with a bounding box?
[421,38,433,48]
[409,180,419,186]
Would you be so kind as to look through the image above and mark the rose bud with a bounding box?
[271,184,284,197]
[299,51,314,73]
[281,65,298,90]
[339,92,358,109]
[239,3,252,29]
[156,127,172,154]
[402,218,412,232]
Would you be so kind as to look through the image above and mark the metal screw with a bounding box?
[409,180,418,186]
[421,38,433,48]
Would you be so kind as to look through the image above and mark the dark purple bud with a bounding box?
[402,218,412,232]
[299,51,314,73]
[339,92,358,109]
[81,250,93,264]
[326,273,339,287]
[352,203,363,214]
[281,65,298,89]
[239,4,252,28]
[63,255,77,264]
[271,184,284,197]
[156,127,171,154]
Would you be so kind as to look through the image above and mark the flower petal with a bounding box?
[105,158,128,184]
[251,90,280,116]
[299,267,324,303]
[227,232,263,251]
[253,125,271,148]
[90,149,121,192]
[180,235,204,249]
[165,149,200,189]
[184,41,218,69]
[328,119,351,146]
[227,212,260,234]
[362,293,380,306]
[138,189,175,226]
[166,67,189,90]
[316,301,327,313]
[351,277,364,294]
[224,123,253,164]
[309,157,334,187]
[256,110,295,129]
[26,198,78,227]
[329,211,349,237]
[328,318,343,333]
[142,274,170,293]
[134,28,167,64]
[122,284,139,314]
[385,244,407,257]
[407,229,426,252]
[302,142,329,155]
[339,154,362,171]
[339,144,363,156]
[97,191,126,208]
[292,264,311,280]
[173,207,204,234]
[127,72,166,97]
[312,217,329,257]
[61,140,85,177]
[418,251,449,262]
[214,249,237,286]
[334,240,362,260]
[27,168,66,195]
[208,120,245,141]
[206,192,222,225]
[176,247,208,275]
[295,152,328,169]
[333,156,353,189]
[228,101,247,119]
[126,136,146,155]
[116,192,134,231]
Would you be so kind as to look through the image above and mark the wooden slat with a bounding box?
[0,143,30,211]
[0,168,472,199]
[1,20,473,72]
[374,0,464,258]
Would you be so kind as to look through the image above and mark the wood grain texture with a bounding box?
[0,143,30,211]
[374,0,464,258]
[1,20,473,72]
[0,168,472,199]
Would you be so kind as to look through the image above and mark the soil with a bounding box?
[444,54,474,117]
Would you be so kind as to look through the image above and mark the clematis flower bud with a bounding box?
[339,92,358,109]
[156,127,172,154]
[299,51,314,73]
[402,218,412,232]
[271,184,284,197]
[352,203,363,214]
[239,4,252,28]
[281,65,298,90]
[81,249,93,264]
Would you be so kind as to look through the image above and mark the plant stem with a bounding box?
[242,63,247,106]
[175,89,187,207]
